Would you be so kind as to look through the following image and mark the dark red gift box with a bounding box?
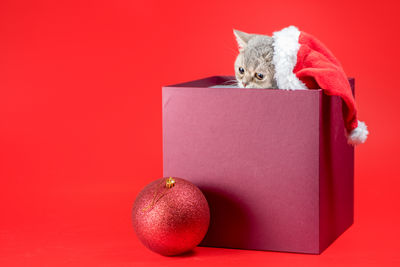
[162,76,354,254]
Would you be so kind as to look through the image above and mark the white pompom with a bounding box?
[346,120,369,145]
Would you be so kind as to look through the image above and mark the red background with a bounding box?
[0,0,399,266]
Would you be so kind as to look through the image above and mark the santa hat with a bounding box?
[271,26,368,145]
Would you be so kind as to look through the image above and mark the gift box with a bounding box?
[162,76,354,254]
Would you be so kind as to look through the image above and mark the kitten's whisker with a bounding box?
[221,79,239,85]
[219,80,239,87]
[221,79,237,83]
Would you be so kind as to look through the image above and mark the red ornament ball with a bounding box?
[132,177,210,256]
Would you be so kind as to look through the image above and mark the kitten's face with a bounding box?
[233,30,276,89]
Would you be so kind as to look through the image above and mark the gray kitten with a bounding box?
[233,30,277,89]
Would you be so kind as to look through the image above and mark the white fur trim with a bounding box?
[346,120,369,145]
[272,26,308,90]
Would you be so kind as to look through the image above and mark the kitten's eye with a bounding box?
[255,73,264,80]
[238,67,245,74]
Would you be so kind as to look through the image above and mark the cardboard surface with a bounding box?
[162,76,354,254]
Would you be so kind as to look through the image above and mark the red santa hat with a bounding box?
[271,26,368,145]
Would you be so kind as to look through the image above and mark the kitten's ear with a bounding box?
[233,29,254,51]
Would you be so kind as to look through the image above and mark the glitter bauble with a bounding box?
[132,177,210,256]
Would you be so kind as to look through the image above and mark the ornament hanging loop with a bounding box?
[166,177,176,188]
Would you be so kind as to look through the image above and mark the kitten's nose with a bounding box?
[242,81,247,87]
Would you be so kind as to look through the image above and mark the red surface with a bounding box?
[0,0,399,266]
